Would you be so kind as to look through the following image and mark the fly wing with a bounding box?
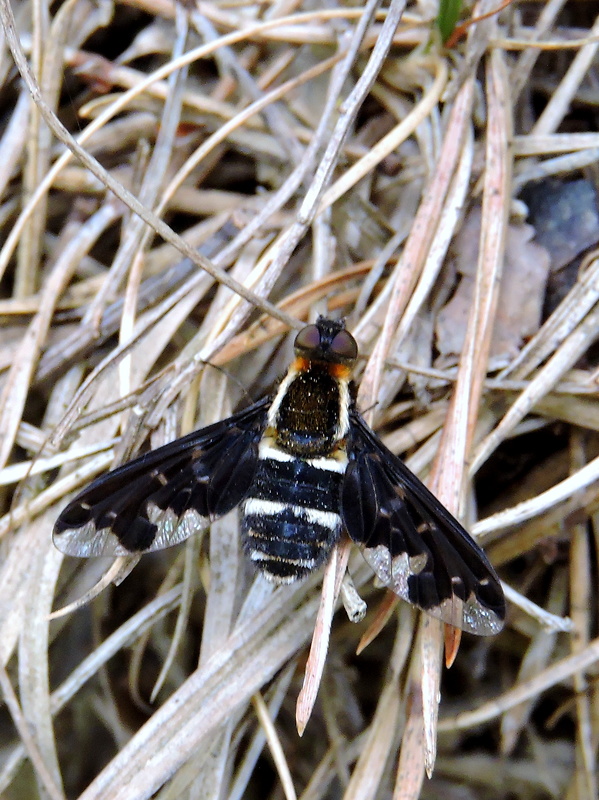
[341,412,505,635]
[54,399,269,557]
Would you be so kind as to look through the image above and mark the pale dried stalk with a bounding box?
[474,453,599,538]
[0,588,183,793]
[471,302,599,474]
[400,44,512,785]
[568,435,598,799]
[0,0,296,328]
[499,571,566,754]
[358,73,469,418]
[264,0,404,279]
[253,692,298,800]
[499,254,599,380]
[439,636,599,732]
[0,439,117,487]
[512,132,599,155]
[501,584,573,633]
[508,0,568,101]
[532,13,599,136]
[4,0,597,797]
[320,56,447,214]
[49,557,139,620]
[0,202,121,470]
[0,662,64,800]
[345,604,413,800]
[296,543,350,735]
[230,664,296,800]
[0,6,383,279]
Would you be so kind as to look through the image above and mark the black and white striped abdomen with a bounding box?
[241,443,346,583]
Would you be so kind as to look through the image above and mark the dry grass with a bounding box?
[1,0,598,797]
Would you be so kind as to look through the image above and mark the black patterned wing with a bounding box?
[341,412,505,635]
[54,398,269,557]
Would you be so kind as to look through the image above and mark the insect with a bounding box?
[54,318,505,635]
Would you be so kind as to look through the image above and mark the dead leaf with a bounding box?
[436,207,550,368]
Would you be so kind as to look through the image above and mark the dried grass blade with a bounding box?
[74,588,322,799]
[532,13,599,136]
[439,636,599,732]
[253,692,298,800]
[432,49,511,505]
[499,571,566,754]
[501,583,572,632]
[150,538,199,703]
[0,439,116,487]
[230,664,296,800]
[0,587,184,793]
[0,202,120,470]
[356,591,398,655]
[498,254,599,381]
[347,679,403,800]
[49,557,139,620]
[358,75,472,417]
[474,452,599,537]
[567,434,597,799]
[420,616,442,778]
[0,662,64,800]
[404,45,512,780]
[345,606,413,800]
[17,541,64,797]
[296,545,340,736]
[392,681,424,800]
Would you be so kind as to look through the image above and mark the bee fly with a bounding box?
[54,318,505,635]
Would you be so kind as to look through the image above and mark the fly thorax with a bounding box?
[272,367,345,456]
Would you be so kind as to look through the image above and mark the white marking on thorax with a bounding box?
[266,365,299,428]
[336,374,351,439]
[259,438,348,474]
[258,440,294,462]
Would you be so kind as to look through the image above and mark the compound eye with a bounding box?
[294,324,321,352]
[331,330,358,360]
